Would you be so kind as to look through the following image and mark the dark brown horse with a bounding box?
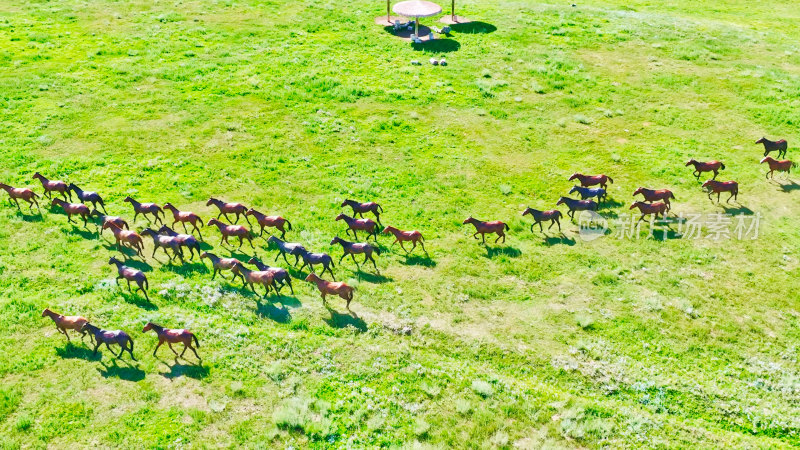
[68,184,107,213]
[629,201,668,223]
[143,322,201,362]
[462,217,508,243]
[246,209,292,239]
[569,173,614,189]
[521,208,562,232]
[267,236,307,266]
[33,172,71,201]
[200,251,240,280]
[51,198,91,226]
[341,199,383,225]
[207,218,254,248]
[102,222,144,257]
[248,257,294,295]
[760,156,795,179]
[141,228,184,262]
[207,197,250,225]
[124,196,164,224]
[305,273,354,310]
[633,187,676,211]
[335,213,379,241]
[109,256,149,300]
[382,226,427,254]
[331,236,380,272]
[93,211,129,236]
[756,137,788,159]
[81,322,136,360]
[686,159,725,180]
[163,203,203,237]
[702,180,738,202]
[555,197,597,220]
[231,261,275,297]
[296,249,336,280]
[157,225,202,260]
[0,183,40,211]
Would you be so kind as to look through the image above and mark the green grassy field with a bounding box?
[2,0,800,447]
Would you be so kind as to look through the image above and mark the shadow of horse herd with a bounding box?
[1,137,794,363]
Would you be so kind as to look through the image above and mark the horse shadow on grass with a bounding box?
[255,300,292,324]
[56,342,101,361]
[599,198,625,209]
[119,290,158,310]
[541,233,576,246]
[62,225,96,240]
[102,244,141,260]
[354,270,392,284]
[451,21,497,34]
[97,359,145,382]
[159,359,208,380]
[484,245,522,259]
[323,307,367,332]
[161,261,209,277]
[776,180,800,192]
[720,204,754,216]
[118,258,153,272]
[399,254,436,267]
[14,210,43,222]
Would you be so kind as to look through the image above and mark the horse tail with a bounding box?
[720,162,726,170]
[377,204,383,213]
[144,277,149,290]
[793,162,798,169]
[192,334,200,348]
[286,219,292,230]
[504,223,510,231]
[374,246,382,256]
[330,257,335,269]
[285,276,293,292]
[33,191,40,198]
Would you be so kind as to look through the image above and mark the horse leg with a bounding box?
[399,241,408,253]
[712,169,719,180]
[12,197,21,210]
[326,265,336,281]
[368,254,378,272]
[481,233,486,244]
[152,340,164,357]
[247,236,254,249]
[232,212,240,224]
[339,253,347,264]
[92,340,101,356]
[167,342,179,357]
[139,282,150,301]
[472,232,479,240]
[419,240,428,255]
[126,279,133,292]
[727,191,735,203]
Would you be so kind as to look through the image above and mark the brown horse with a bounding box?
[521,208,562,232]
[248,257,294,295]
[756,137,788,159]
[556,197,597,220]
[341,199,383,225]
[157,225,202,260]
[462,217,508,243]
[686,159,725,180]
[109,256,149,300]
[633,187,676,211]
[124,196,164,224]
[163,203,203,237]
[760,156,795,179]
[103,222,145,257]
[42,308,92,342]
[335,213,379,241]
[231,261,275,297]
[33,172,71,201]
[207,197,250,225]
[305,273,354,310]
[702,180,739,202]
[142,322,201,362]
[141,228,184,262]
[331,236,380,272]
[569,173,614,189]
[93,211,129,236]
[200,251,240,280]
[296,249,336,280]
[68,184,107,213]
[51,198,91,226]
[81,322,136,360]
[246,209,292,238]
[382,226,427,254]
[629,201,668,223]
[207,218,254,248]
[0,183,40,211]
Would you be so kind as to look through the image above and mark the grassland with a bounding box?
[1,0,800,447]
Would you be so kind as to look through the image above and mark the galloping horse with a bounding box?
[200,251,240,280]
[231,261,275,297]
[685,159,724,180]
[207,198,250,225]
[51,198,91,226]
[702,180,739,203]
[207,218,254,249]
[341,199,383,225]
[462,217,508,244]
[157,225,202,260]
[555,197,597,220]
[569,185,607,202]
[142,322,201,362]
[266,236,306,266]
[68,184,107,213]
[335,213,379,241]
[760,157,795,179]
[382,226,427,255]
[81,323,136,360]
[109,256,149,300]
[102,222,144,257]
[0,183,40,211]
[162,203,203,237]
[141,228,184,262]
[41,308,92,343]
[124,196,164,224]
[305,273,354,310]
[569,173,614,190]
[93,211,129,236]
[246,209,292,239]
[756,137,788,159]
[521,208,562,232]
[248,257,294,295]
[330,236,380,272]
[33,172,70,201]
[629,201,668,223]
[633,187,676,211]
[297,250,336,280]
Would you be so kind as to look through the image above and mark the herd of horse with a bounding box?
[1,137,794,361]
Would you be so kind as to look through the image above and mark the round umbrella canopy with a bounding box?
[393,0,442,35]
